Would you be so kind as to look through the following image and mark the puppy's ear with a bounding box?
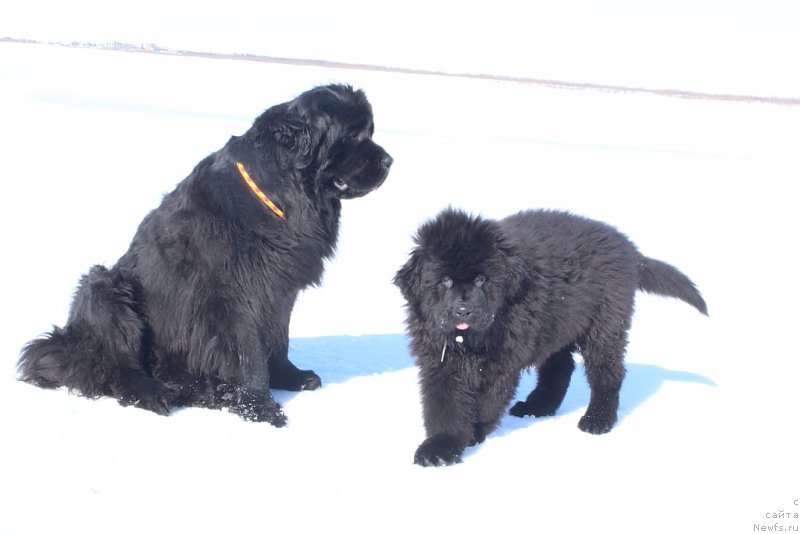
[393,250,423,302]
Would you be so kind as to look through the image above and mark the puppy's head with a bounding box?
[257,84,392,199]
[394,209,526,337]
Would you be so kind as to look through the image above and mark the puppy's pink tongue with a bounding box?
[456,323,470,331]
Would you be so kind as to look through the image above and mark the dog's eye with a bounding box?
[474,275,486,287]
[441,276,453,289]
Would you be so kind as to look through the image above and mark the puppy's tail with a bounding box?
[637,256,708,316]
[17,265,150,400]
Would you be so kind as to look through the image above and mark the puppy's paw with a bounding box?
[470,423,489,446]
[414,435,464,467]
[577,414,615,435]
[509,401,531,417]
[509,398,558,418]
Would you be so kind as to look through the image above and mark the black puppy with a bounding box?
[19,84,392,425]
[394,208,707,466]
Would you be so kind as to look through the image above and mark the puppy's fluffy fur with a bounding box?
[395,208,707,466]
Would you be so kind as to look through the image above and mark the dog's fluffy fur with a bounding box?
[394,208,707,466]
[18,84,392,425]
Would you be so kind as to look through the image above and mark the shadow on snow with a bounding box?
[282,333,716,436]
[494,362,717,439]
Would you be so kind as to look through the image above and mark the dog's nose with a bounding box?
[381,154,394,169]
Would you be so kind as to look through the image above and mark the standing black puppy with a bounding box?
[19,84,392,426]
[394,208,707,466]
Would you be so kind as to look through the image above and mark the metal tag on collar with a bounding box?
[440,335,465,362]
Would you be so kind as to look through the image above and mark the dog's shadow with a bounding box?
[495,361,717,437]
[273,333,414,403]
[279,334,716,434]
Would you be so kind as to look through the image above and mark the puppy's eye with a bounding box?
[441,276,453,289]
[474,275,486,287]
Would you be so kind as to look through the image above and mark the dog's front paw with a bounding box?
[299,371,321,391]
[269,368,321,391]
[414,435,465,467]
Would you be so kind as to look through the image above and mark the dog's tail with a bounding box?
[18,325,112,397]
[17,265,165,408]
[637,256,708,315]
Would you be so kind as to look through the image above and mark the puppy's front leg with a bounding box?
[414,366,475,467]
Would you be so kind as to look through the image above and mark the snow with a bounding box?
[1,3,799,533]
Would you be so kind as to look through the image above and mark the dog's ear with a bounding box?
[250,103,320,169]
[269,114,320,169]
[393,249,423,302]
[271,116,308,148]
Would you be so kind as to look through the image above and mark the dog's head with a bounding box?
[394,209,527,337]
[254,84,392,199]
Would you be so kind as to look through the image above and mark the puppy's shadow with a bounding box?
[273,333,413,402]
[496,362,717,436]
[277,336,717,439]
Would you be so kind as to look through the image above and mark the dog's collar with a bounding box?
[235,161,286,220]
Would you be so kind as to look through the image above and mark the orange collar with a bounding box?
[235,161,286,220]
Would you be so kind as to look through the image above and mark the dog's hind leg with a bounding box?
[214,381,286,426]
[18,265,177,415]
[111,368,178,415]
[167,370,286,426]
[509,344,576,418]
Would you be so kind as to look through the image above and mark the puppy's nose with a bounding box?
[381,154,394,169]
[454,303,473,319]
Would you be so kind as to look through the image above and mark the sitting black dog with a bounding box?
[394,208,707,466]
[19,84,392,425]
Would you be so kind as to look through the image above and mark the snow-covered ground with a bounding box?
[1,3,799,533]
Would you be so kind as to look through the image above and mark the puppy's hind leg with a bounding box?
[510,345,576,418]
[578,328,629,435]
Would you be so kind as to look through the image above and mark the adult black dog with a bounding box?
[19,84,392,426]
[394,208,707,466]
